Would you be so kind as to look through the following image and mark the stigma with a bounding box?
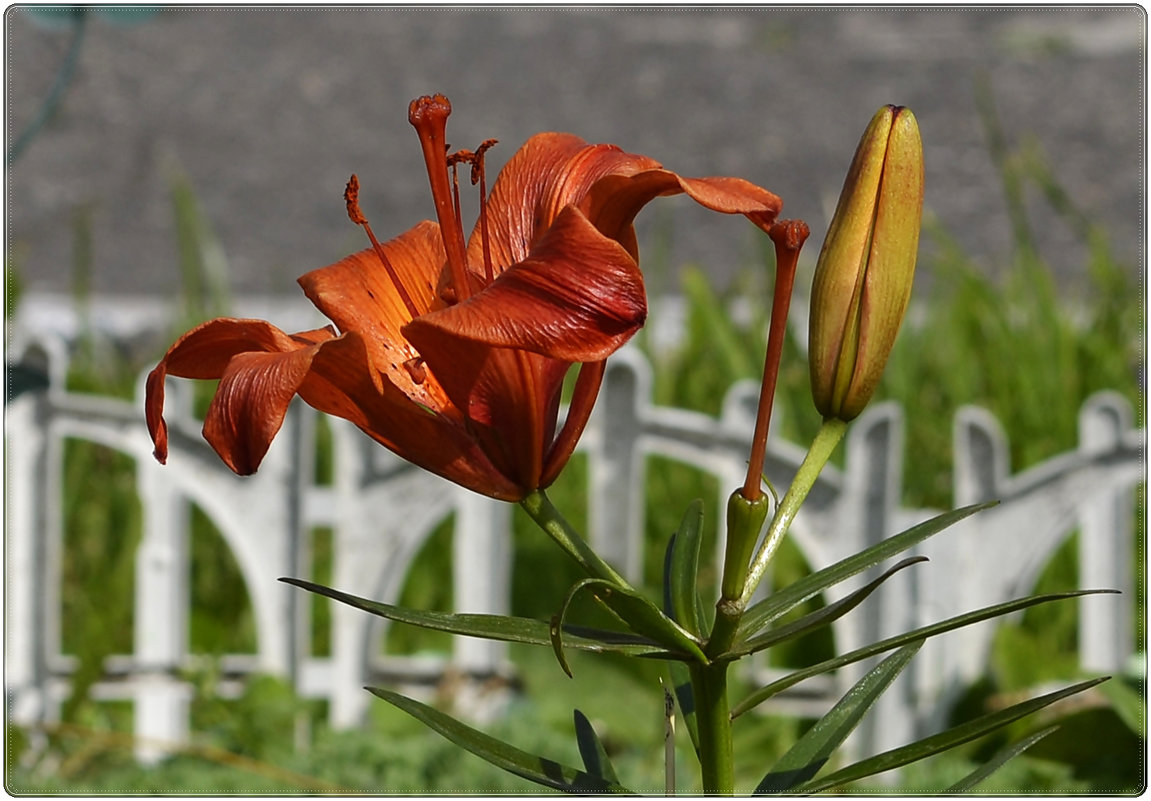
[408,94,497,301]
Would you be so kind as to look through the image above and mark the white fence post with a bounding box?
[837,402,914,757]
[5,390,56,730]
[453,491,511,674]
[133,386,192,763]
[586,350,650,583]
[1078,392,1136,673]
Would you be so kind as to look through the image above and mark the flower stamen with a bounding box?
[409,94,472,303]
[472,138,498,283]
[345,175,420,320]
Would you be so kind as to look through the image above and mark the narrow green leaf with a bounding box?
[794,678,1107,793]
[755,642,923,793]
[728,557,926,659]
[663,500,706,637]
[738,502,995,640]
[667,660,701,758]
[733,589,1114,718]
[943,725,1059,792]
[573,709,620,784]
[551,578,706,676]
[281,577,670,659]
[367,687,631,794]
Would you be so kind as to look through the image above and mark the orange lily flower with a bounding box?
[146,94,782,501]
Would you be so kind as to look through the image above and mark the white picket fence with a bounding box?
[5,321,1144,765]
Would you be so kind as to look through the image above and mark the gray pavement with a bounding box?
[5,7,1145,308]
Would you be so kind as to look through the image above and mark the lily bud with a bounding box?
[809,105,923,422]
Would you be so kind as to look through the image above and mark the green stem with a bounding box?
[740,418,847,606]
[519,489,633,589]
[691,662,734,794]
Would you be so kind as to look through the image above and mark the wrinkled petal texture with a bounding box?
[298,220,449,410]
[408,206,646,364]
[407,205,648,490]
[145,318,336,472]
[300,332,525,500]
[471,132,662,271]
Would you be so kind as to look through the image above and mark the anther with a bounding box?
[344,174,367,225]
[471,139,497,282]
[343,175,420,320]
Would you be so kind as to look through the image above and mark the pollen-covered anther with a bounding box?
[470,139,498,185]
[343,174,420,319]
[344,174,367,225]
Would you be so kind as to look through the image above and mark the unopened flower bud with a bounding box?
[809,105,924,422]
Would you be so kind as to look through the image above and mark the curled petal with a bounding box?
[145,318,335,464]
[204,345,324,474]
[410,206,647,365]
[581,170,783,254]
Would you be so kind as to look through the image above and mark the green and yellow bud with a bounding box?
[809,105,923,422]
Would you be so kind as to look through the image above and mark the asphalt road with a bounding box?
[6,7,1145,309]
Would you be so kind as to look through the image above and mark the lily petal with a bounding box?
[472,132,662,271]
[302,330,528,500]
[145,318,335,465]
[581,170,783,254]
[204,345,325,474]
[298,220,446,401]
[410,206,647,364]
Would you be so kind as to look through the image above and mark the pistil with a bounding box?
[409,94,472,303]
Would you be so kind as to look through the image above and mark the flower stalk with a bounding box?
[519,489,632,589]
[740,417,848,606]
[692,662,735,795]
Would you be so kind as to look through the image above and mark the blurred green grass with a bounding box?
[6,103,1143,793]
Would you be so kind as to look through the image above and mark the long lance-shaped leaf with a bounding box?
[726,557,926,659]
[551,578,706,677]
[573,709,620,784]
[943,725,1059,793]
[732,589,1114,718]
[281,577,671,658]
[737,502,996,640]
[367,687,632,794]
[754,642,923,794]
[662,500,706,637]
[792,678,1107,794]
